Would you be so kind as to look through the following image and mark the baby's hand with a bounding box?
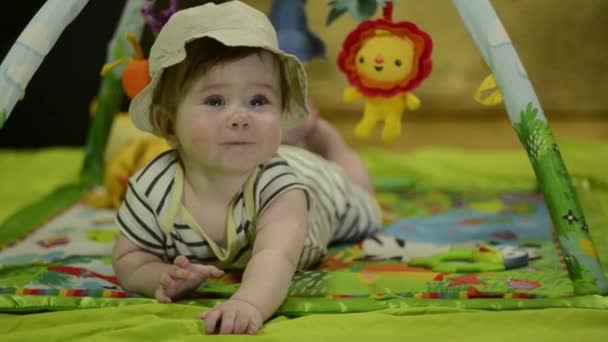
[199,298,263,335]
[155,255,224,303]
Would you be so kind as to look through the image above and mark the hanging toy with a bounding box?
[474,59,503,106]
[141,0,179,36]
[269,0,326,62]
[337,1,432,142]
[100,33,150,100]
[100,0,179,100]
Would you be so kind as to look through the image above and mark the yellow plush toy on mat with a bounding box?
[84,105,170,209]
[337,1,432,142]
[84,135,171,209]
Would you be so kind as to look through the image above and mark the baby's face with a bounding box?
[171,51,283,176]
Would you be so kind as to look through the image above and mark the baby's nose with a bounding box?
[374,54,384,64]
[230,112,249,129]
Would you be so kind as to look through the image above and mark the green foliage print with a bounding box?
[326,0,387,26]
[0,265,47,287]
[33,269,73,288]
[289,271,331,296]
[513,102,554,163]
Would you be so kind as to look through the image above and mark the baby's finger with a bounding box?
[203,309,222,334]
[173,255,191,269]
[194,265,224,279]
[233,312,250,334]
[169,265,194,280]
[159,273,175,289]
[247,318,259,335]
[154,286,171,304]
[219,311,236,334]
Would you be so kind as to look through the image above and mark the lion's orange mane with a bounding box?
[337,17,433,98]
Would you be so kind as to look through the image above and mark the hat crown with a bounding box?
[149,1,279,75]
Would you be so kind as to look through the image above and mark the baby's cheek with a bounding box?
[189,120,215,143]
[183,123,217,157]
[268,122,283,144]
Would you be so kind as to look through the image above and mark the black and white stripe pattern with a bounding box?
[115,145,381,270]
[274,145,381,268]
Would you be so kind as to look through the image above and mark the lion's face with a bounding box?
[338,20,433,97]
[355,31,415,85]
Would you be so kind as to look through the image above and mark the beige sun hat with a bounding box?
[129,0,309,135]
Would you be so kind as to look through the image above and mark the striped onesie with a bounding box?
[116,144,381,270]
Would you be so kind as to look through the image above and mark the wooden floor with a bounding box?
[327,114,608,152]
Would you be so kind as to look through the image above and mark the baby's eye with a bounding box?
[394,59,402,67]
[204,96,225,106]
[250,95,270,107]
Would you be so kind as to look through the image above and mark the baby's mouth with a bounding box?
[223,141,255,147]
[374,65,383,71]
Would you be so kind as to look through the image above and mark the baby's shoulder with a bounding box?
[130,150,179,194]
[253,149,309,208]
[256,152,297,187]
[276,144,338,175]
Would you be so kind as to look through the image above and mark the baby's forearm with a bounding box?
[231,249,298,320]
[114,250,171,297]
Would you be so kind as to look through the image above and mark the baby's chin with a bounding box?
[219,151,274,173]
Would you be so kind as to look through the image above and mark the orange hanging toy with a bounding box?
[100,33,151,100]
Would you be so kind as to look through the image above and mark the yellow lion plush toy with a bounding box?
[337,1,433,142]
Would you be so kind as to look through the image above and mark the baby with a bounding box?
[112,1,381,335]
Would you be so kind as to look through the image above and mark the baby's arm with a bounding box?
[234,188,309,315]
[112,235,223,301]
[201,188,309,333]
[112,234,170,297]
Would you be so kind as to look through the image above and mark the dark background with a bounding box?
[0,1,128,148]
[0,0,210,148]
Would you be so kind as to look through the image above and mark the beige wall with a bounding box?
[243,0,608,118]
